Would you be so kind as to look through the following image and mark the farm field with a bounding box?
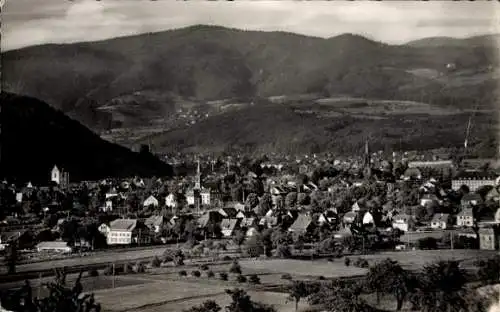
[4,250,497,312]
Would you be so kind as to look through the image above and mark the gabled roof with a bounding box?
[220,218,240,231]
[219,207,238,218]
[457,208,474,217]
[431,213,450,223]
[145,215,164,227]
[461,193,483,203]
[392,213,415,223]
[109,219,137,231]
[288,214,312,232]
[197,210,223,228]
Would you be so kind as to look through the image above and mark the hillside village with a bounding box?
[2,142,500,259]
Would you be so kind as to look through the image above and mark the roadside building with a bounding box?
[392,214,416,232]
[456,208,474,227]
[107,219,151,245]
[221,218,241,238]
[36,241,72,253]
[478,227,499,250]
[430,213,452,230]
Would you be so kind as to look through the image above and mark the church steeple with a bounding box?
[194,157,201,190]
[364,138,371,167]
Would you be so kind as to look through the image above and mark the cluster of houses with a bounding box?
[3,146,500,254]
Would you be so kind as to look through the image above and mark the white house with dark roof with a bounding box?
[392,214,415,232]
[431,213,452,230]
[457,208,474,227]
[106,219,151,245]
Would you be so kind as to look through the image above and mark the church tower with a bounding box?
[363,139,372,179]
[364,139,371,168]
[194,158,201,190]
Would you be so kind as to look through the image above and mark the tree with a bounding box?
[163,249,185,266]
[297,193,310,206]
[244,234,265,258]
[225,288,276,312]
[5,241,18,274]
[308,280,371,312]
[183,300,221,312]
[245,193,259,210]
[257,194,272,216]
[287,281,308,312]
[232,230,246,249]
[476,256,500,285]
[416,260,468,312]
[3,269,101,312]
[285,192,298,208]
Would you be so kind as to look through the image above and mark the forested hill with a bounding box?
[3,25,498,131]
[0,92,173,183]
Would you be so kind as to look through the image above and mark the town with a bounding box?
[2,144,500,311]
[2,142,500,259]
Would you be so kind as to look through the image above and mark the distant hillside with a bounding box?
[142,101,498,157]
[0,92,173,184]
[2,25,499,132]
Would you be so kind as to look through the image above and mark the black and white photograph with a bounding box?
[1,0,500,311]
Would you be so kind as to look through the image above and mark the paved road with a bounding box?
[15,246,168,273]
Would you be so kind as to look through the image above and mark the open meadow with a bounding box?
[3,249,497,312]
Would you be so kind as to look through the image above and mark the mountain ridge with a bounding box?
[2,25,498,155]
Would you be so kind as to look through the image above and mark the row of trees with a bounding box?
[284,258,499,312]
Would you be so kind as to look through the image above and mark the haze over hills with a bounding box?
[2,25,499,155]
[0,92,173,184]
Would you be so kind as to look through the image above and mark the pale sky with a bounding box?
[2,0,500,51]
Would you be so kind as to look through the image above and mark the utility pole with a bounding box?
[450,231,454,250]
[112,263,116,289]
[38,273,42,298]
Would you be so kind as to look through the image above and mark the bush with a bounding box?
[219,272,228,281]
[275,244,291,259]
[88,269,99,277]
[344,257,351,266]
[327,258,334,262]
[317,276,325,280]
[229,260,242,274]
[150,256,161,268]
[133,261,145,273]
[223,255,232,261]
[249,274,261,284]
[179,270,187,277]
[163,249,185,266]
[206,270,215,278]
[191,270,201,277]
[354,257,369,268]
[237,274,247,283]
[200,264,209,271]
[281,273,293,280]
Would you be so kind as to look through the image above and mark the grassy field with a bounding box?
[6,249,498,312]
